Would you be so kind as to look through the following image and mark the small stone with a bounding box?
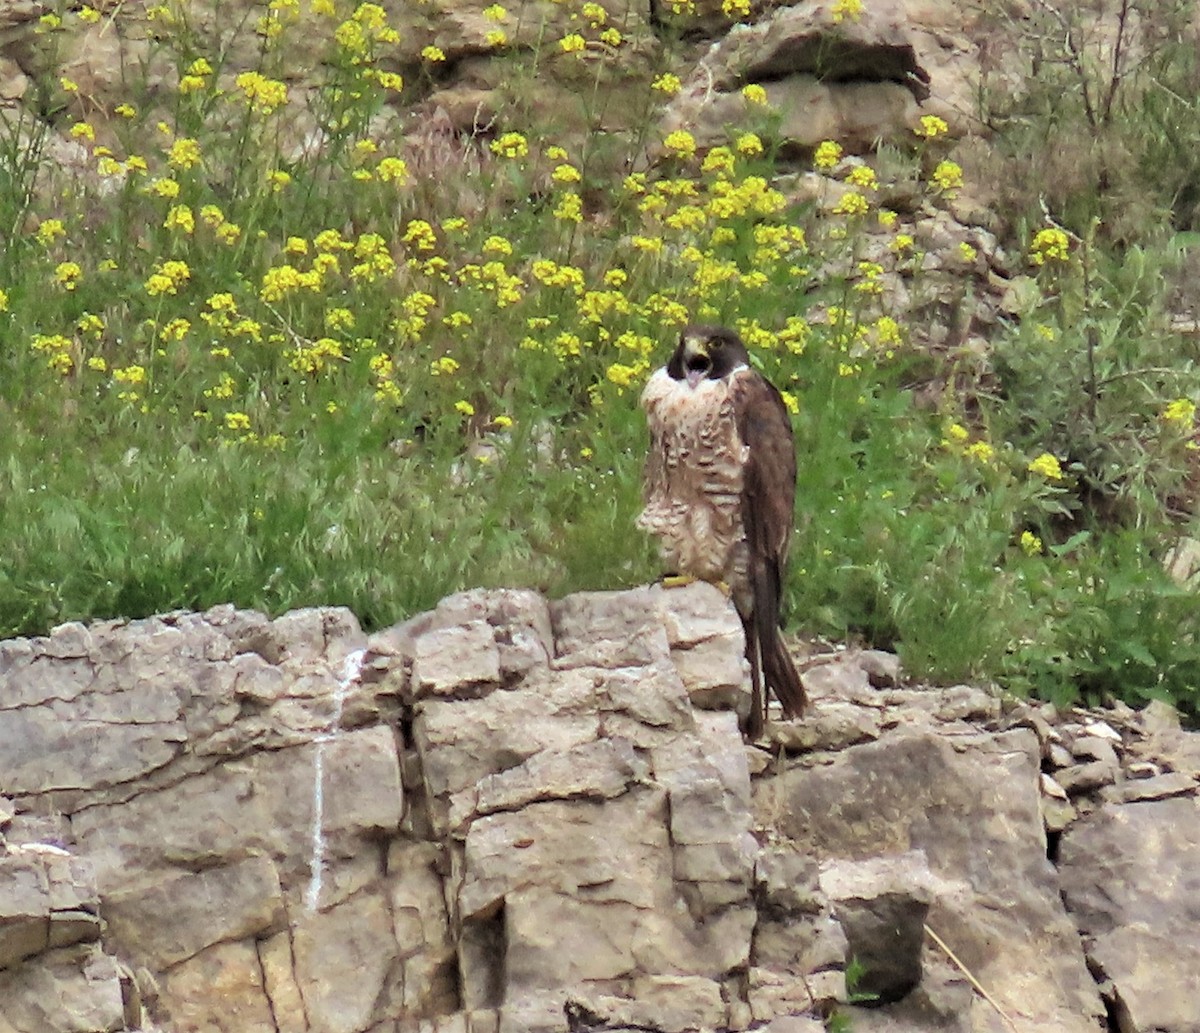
[1056,760,1119,795]
[1136,699,1181,735]
[1081,720,1122,744]
[1040,773,1069,800]
[1100,772,1196,804]
[857,650,900,688]
[800,659,871,702]
[1042,796,1077,833]
[819,853,931,1004]
[411,621,502,698]
[1048,744,1075,769]
[1070,736,1119,767]
[1126,761,1161,780]
[764,701,881,752]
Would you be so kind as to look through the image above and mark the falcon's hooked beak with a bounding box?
[682,337,711,389]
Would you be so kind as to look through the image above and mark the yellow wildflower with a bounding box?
[455,399,475,417]
[490,132,529,159]
[552,163,582,184]
[402,219,437,250]
[964,440,995,464]
[235,71,288,114]
[831,0,862,23]
[916,114,949,139]
[164,205,195,234]
[1162,398,1196,427]
[814,140,842,171]
[847,165,878,190]
[553,192,583,222]
[702,147,736,177]
[663,129,697,160]
[931,159,964,192]
[168,138,202,168]
[37,219,66,245]
[735,132,764,157]
[1020,530,1043,556]
[421,45,446,61]
[113,364,147,385]
[149,177,181,199]
[559,33,585,54]
[377,156,408,183]
[159,317,191,342]
[54,261,82,289]
[832,191,868,216]
[652,73,682,95]
[1029,227,1071,266]
[1028,452,1064,480]
[742,83,767,105]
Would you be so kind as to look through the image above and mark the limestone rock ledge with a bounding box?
[0,584,1195,1032]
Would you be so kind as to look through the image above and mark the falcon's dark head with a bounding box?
[666,324,751,389]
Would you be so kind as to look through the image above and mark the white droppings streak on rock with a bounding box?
[305,648,366,913]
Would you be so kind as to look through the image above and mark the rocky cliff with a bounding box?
[1,583,1197,1033]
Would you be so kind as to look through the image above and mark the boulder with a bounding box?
[1058,796,1200,1032]
[755,729,1106,1031]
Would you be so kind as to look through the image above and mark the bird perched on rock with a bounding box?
[637,324,806,738]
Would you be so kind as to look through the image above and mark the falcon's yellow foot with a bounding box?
[660,574,731,597]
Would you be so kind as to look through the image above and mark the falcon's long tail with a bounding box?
[761,617,806,720]
[741,564,807,739]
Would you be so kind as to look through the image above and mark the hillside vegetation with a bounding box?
[1,0,1197,714]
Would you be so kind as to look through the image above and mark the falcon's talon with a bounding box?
[661,574,698,589]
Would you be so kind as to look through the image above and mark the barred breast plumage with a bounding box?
[637,364,751,599]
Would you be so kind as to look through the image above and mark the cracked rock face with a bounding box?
[1,584,1199,1032]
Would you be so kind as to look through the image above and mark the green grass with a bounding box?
[1,0,1198,716]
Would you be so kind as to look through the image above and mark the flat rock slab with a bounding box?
[1059,796,1200,1032]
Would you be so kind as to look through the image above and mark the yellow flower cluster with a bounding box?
[831,0,863,23]
[1029,227,1071,266]
[1161,398,1196,428]
[931,160,963,193]
[1027,452,1064,480]
[235,71,288,114]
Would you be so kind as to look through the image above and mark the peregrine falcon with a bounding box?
[637,324,806,737]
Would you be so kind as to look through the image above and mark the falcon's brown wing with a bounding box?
[733,369,806,736]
